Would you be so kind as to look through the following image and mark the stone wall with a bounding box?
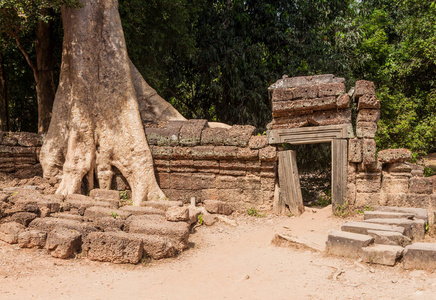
[0,121,278,212]
[0,132,42,179]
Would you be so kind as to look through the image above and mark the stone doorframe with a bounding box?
[268,124,354,212]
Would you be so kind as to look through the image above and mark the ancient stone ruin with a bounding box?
[0,74,435,268]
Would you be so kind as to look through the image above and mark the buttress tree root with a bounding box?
[40,0,185,205]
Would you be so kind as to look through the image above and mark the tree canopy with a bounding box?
[1,0,435,156]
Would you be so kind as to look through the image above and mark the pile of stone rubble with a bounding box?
[0,187,233,264]
[326,206,436,269]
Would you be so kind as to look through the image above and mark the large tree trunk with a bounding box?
[0,52,8,131]
[35,8,56,134]
[40,0,184,205]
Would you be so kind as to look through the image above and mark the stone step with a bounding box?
[364,211,414,220]
[362,218,425,241]
[403,243,436,270]
[89,189,120,208]
[372,206,428,223]
[326,230,374,259]
[361,244,404,266]
[128,218,190,251]
[341,221,405,235]
[367,230,411,247]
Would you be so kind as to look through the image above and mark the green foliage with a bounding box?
[119,190,132,206]
[110,211,118,219]
[247,207,266,218]
[197,213,203,225]
[424,167,434,178]
[334,202,350,218]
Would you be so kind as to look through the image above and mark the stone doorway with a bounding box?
[268,124,352,215]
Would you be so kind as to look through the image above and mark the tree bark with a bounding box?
[35,8,56,134]
[0,52,9,131]
[40,0,184,205]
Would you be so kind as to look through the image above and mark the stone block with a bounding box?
[318,82,346,97]
[92,217,125,232]
[201,127,227,145]
[7,132,42,147]
[170,160,195,173]
[261,177,276,191]
[405,194,430,209]
[248,135,268,149]
[83,231,143,264]
[259,146,277,161]
[50,213,84,222]
[213,146,237,160]
[403,243,436,270]
[271,85,319,101]
[191,146,215,160]
[341,221,405,235]
[202,212,218,226]
[204,200,234,215]
[18,230,47,248]
[357,109,380,123]
[271,109,351,129]
[356,122,377,139]
[29,217,99,237]
[223,125,255,147]
[65,195,114,214]
[366,230,411,247]
[348,139,362,163]
[132,234,177,259]
[156,172,170,189]
[381,175,409,194]
[385,162,413,173]
[8,212,37,226]
[373,205,428,222]
[409,177,433,194]
[378,149,412,164]
[191,173,216,190]
[357,95,380,110]
[325,230,374,258]
[0,222,26,244]
[84,206,132,220]
[179,119,207,146]
[354,80,376,98]
[0,145,37,157]
[346,182,356,205]
[165,206,189,222]
[260,161,277,178]
[141,200,182,211]
[119,206,165,216]
[193,160,220,173]
[150,146,173,159]
[356,174,381,193]
[237,147,259,160]
[144,122,183,146]
[128,218,190,251]
[336,93,350,108]
[89,189,120,208]
[363,218,425,240]
[46,227,82,259]
[361,245,404,266]
[172,146,192,159]
[364,211,414,220]
[272,96,337,117]
[362,139,376,164]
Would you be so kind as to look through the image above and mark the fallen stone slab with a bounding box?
[131,234,178,260]
[6,212,37,226]
[165,206,189,222]
[0,222,26,244]
[367,230,411,247]
[364,211,414,220]
[341,221,405,235]
[372,206,428,222]
[82,231,143,264]
[92,217,125,232]
[128,218,190,251]
[50,213,84,222]
[46,227,82,259]
[403,243,436,270]
[361,245,404,266]
[378,149,412,164]
[203,200,234,215]
[18,230,47,248]
[65,194,115,214]
[119,206,165,216]
[271,233,322,252]
[363,219,425,241]
[141,200,183,211]
[326,230,374,258]
[83,206,131,220]
[29,217,98,237]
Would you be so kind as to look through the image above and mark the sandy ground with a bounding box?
[1,206,436,300]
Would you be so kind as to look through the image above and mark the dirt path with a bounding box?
[1,206,435,300]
